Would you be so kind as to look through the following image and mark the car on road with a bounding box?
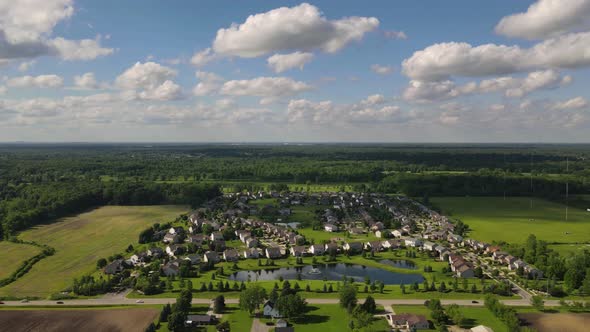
[20,299,29,303]
[0,301,4,304]
[471,300,479,304]
[135,300,144,303]
[56,301,64,304]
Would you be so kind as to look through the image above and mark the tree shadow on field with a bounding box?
[460,317,476,328]
[292,305,329,325]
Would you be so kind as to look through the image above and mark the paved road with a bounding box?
[0,297,561,307]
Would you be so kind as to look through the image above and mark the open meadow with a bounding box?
[0,242,42,280]
[0,205,187,298]
[432,197,590,245]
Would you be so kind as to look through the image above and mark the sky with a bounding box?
[1,0,590,142]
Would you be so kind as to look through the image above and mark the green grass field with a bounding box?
[0,205,187,298]
[290,304,389,332]
[432,197,590,245]
[0,242,42,280]
[392,305,507,332]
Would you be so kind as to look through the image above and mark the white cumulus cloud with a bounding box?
[6,74,63,88]
[267,52,313,73]
[212,3,378,57]
[495,0,590,40]
[220,77,312,97]
[115,62,183,101]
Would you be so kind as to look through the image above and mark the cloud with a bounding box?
[49,37,114,60]
[0,0,112,61]
[212,3,378,57]
[403,69,571,102]
[402,32,590,81]
[190,48,216,67]
[6,74,63,88]
[552,96,588,110]
[18,60,36,72]
[115,62,183,101]
[267,52,313,73]
[495,0,590,39]
[73,72,99,89]
[288,94,409,125]
[370,64,394,75]
[220,76,312,97]
[383,30,408,40]
[193,71,224,96]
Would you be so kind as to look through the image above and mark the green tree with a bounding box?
[276,293,307,319]
[339,283,357,312]
[531,295,544,311]
[214,295,226,314]
[239,284,267,315]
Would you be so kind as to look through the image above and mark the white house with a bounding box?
[405,238,423,247]
[324,224,338,232]
[309,244,325,256]
[263,300,281,318]
[423,241,436,251]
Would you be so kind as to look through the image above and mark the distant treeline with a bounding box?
[0,182,221,239]
[374,172,588,199]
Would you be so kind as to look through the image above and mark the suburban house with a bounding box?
[423,241,436,251]
[245,236,258,248]
[364,241,382,252]
[169,226,184,235]
[166,244,184,257]
[309,244,325,256]
[130,252,149,265]
[210,232,224,242]
[243,248,261,259]
[448,234,463,243]
[263,300,282,318]
[104,259,126,275]
[405,238,423,247]
[163,233,180,244]
[349,227,364,235]
[386,314,430,330]
[392,230,404,238]
[185,234,206,244]
[381,239,400,249]
[147,247,164,258]
[185,314,216,327]
[375,230,391,238]
[184,254,201,265]
[343,241,363,254]
[325,242,339,254]
[163,261,180,276]
[324,224,338,232]
[223,249,239,262]
[290,246,306,257]
[203,251,220,264]
[266,247,282,259]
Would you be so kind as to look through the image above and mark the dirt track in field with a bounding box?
[519,312,590,332]
[0,308,158,332]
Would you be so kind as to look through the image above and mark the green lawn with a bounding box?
[548,243,590,257]
[0,241,42,280]
[458,307,507,332]
[432,197,590,245]
[0,205,187,298]
[290,304,389,332]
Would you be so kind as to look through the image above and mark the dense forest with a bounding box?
[1,143,589,238]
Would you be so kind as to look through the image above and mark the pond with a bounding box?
[378,259,417,270]
[227,263,424,284]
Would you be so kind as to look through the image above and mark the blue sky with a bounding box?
[1,0,589,142]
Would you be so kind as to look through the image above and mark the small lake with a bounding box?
[228,263,424,284]
[378,259,417,270]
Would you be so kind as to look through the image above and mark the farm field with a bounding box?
[432,197,590,244]
[0,205,187,298]
[0,308,158,332]
[548,243,590,256]
[0,242,42,280]
[518,312,590,332]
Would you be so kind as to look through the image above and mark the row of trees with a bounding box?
[0,181,221,239]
